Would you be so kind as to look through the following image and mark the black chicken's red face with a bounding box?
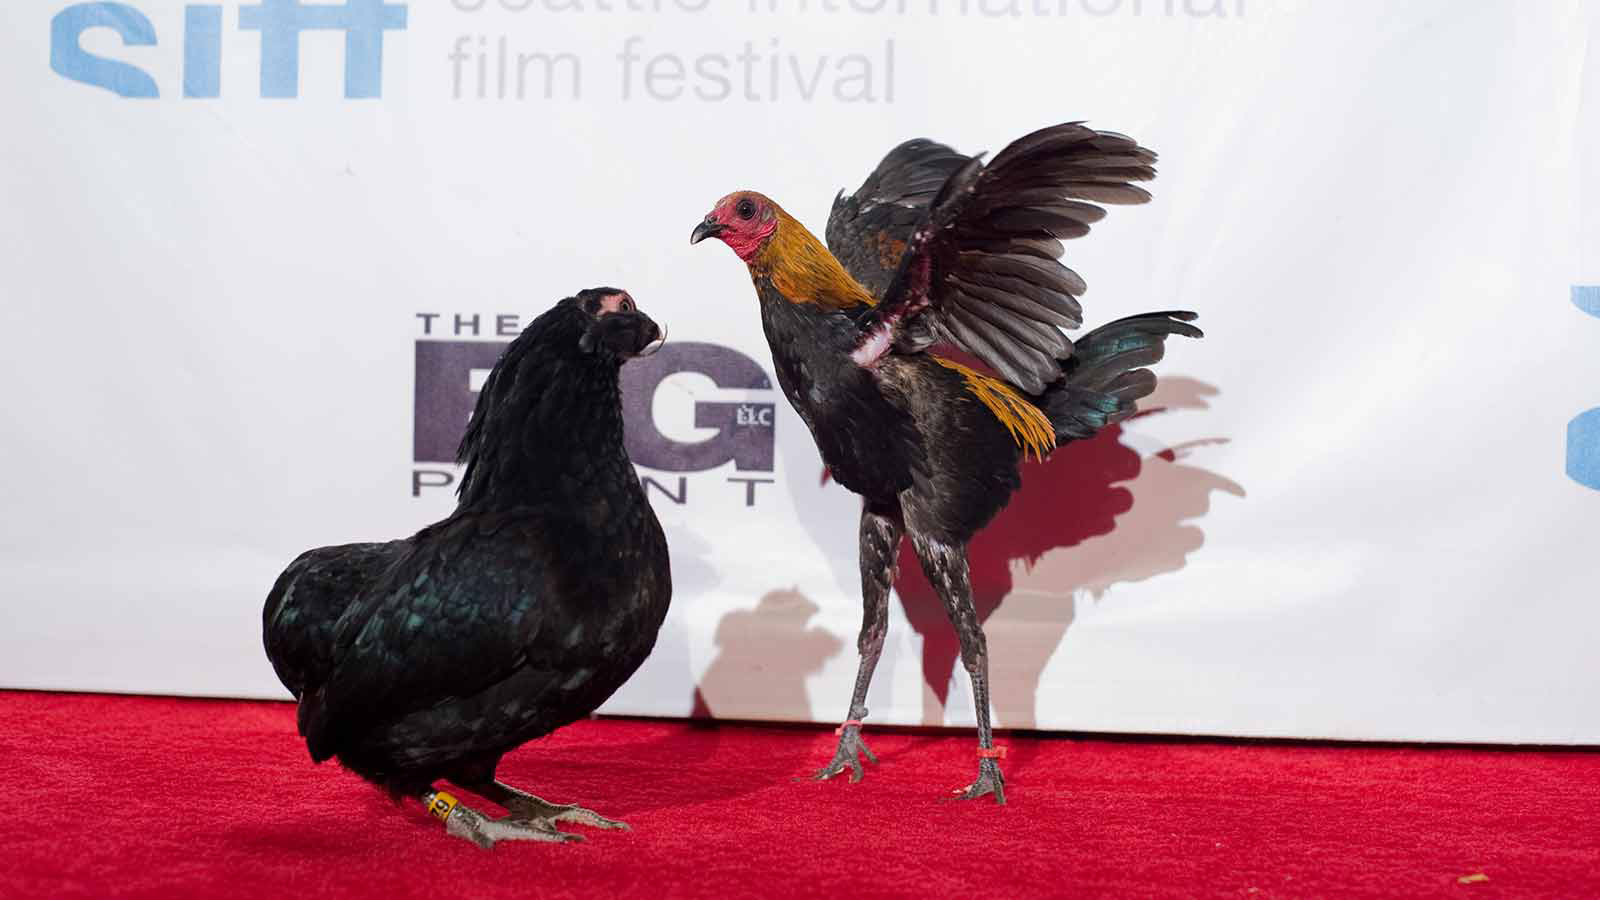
[575,287,663,360]
[581,288,637,317]
[690,191,778,262]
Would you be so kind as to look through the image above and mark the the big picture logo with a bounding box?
[411,312,779,506]
[50,1,407,98]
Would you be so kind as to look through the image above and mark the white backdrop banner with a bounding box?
[3,0,1597,743]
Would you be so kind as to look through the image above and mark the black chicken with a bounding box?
[263,288,671,847]
[691,123,1201,802]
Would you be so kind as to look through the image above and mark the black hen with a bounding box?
[263,288,671,847]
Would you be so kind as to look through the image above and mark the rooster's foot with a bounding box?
[812,722,878,783]
[951,757,1006,805]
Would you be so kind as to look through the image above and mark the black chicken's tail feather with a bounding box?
[299,686,339,763]
[1039,310,1201,443]
[262,540,406,764]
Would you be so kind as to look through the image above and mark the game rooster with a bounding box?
[263,289,671,846]
[692,123,1200,802]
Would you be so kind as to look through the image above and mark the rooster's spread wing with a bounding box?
[842,123,1157,395]
[826,139,973,299]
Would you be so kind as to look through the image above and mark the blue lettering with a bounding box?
[1569,286,1600,491]
[1574,285,1600,318]
[50,3,159,98]
[1570,410,1600,491]
[239,0,408,99]
[183,5,223,98]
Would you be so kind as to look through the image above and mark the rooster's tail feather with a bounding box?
[1038,310,1201,444]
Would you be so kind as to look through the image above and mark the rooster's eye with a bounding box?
[736,199,755,220]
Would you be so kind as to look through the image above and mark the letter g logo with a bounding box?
[620,343,777,473]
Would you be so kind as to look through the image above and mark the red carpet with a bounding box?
[4,691,1596,898]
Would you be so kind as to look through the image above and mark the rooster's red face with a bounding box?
[690,191,778,262]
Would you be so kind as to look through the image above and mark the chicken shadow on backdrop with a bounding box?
[763,368,1244,762]
[690,588,844,721]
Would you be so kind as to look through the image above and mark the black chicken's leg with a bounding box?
[421,788,581,849]
[815,504,902,783]
[422,780,627,849]
[909,533,1005,804]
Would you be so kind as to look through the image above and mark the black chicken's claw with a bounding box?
[812,724,877,783]
[505,793,630,832]
[556,805,631,831]
[951,757,1007,805]
[440,802,585,849]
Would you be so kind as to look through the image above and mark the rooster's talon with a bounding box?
[812,726,876,784]
[951,758,1007,804]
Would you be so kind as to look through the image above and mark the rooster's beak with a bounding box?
[690,218,725,245]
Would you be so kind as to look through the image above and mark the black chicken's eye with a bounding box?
[736,199,755,220]
[620,297,634,312]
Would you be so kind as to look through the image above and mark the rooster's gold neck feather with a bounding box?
[750,206,876,311]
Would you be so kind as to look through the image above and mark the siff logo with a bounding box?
[50,1,407,98]
[411,314,778,506]
[1569,285,1600,491]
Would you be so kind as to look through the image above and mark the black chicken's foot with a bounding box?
[813,722,878,783]
[422,790,582,849]
[951,757,1006,805]
[502,791,629,832]
[469,779,629,834]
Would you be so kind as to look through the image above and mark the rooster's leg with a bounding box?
[815,504,902,783]
[909,533,1005,804]
[420,788,590,849]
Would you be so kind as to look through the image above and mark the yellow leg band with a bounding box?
[425,791,459,823]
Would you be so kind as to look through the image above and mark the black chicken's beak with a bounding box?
[690,218,724,245]
[639,317,662,349]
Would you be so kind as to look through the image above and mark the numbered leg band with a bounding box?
[425,790,460,823]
